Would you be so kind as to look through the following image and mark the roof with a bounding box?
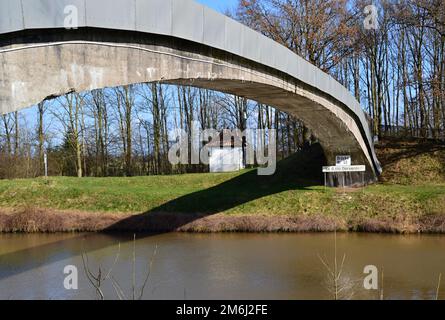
[206,130,244,148]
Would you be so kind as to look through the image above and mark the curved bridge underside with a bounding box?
[0,0,381,183]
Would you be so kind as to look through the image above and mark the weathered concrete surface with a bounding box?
[0,0,381,183]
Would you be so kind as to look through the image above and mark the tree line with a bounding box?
[236,0,444,139]
[0,83,308,179]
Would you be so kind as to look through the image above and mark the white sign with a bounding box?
[323,165,366,173]
[336,155,351,166]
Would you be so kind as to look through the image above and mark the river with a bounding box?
[0,232,444,300]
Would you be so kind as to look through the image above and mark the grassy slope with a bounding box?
[0,139,444,222]
[0,145,328,214]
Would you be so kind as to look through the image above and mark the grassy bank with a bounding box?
[0,139,444,233]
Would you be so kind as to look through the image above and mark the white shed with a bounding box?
[207,130,245,173]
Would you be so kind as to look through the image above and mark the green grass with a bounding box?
[0,172,331,215]
[0,140,444,220]
[0,173,443,218]
[0,173,247,213]
[0,145,327,214]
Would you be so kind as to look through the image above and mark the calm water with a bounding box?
[0,232,444,300]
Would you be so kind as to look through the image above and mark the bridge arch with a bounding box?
[0,0,381,183]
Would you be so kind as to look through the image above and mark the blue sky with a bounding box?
[196,0,238,13]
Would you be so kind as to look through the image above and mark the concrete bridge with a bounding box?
[0,0,381,184]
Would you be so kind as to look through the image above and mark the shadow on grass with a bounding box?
[0,144,326,281]
[106,143,326,232]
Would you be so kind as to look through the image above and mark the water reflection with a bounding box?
[0,233,444,300]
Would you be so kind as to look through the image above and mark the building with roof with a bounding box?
[206,130,245,173]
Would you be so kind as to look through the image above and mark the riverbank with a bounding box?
[1,207,445,234]
[0,138,444,234]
